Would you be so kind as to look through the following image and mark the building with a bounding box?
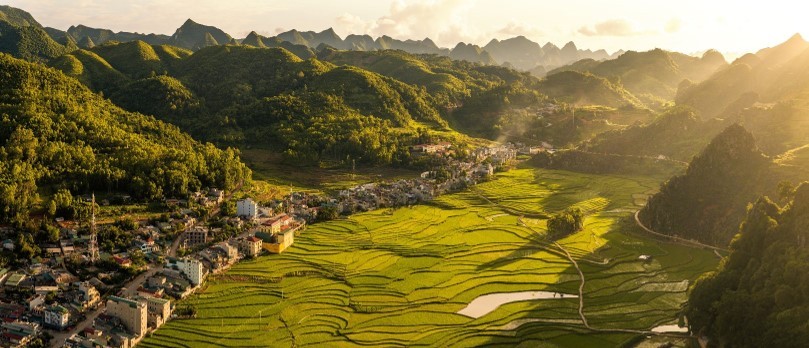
[257,228,295,254]
[138,296,171,329]
[3,272,25,289]
[236,198,258,220]
[78,281,101,309]
[44,304,69,330]
[184,226,209,247]
[241,236,263,257]
[259,214,293,234]
[214,242,238,261]
[2,321,40,347]
[106,296,147,338]
[172,258,205,285]
[25,294,44,311]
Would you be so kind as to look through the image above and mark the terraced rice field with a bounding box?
[141,168,718,347]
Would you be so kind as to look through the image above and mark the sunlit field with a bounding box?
[141,168,717,347]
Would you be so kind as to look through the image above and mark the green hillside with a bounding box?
[0,20,73,62]
[539,70,644,108]
[582,107,724,161]
[687,184,809,346]
[0,5,41,27]
[0,53,250,224]
[551,49,727,107]
[639,124,774,246]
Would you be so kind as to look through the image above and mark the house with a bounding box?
[106,296,147,338]
[78,282,101,309]
[213,242,238,261]
[2,321,39,347]
[257,228,295,254]
[236,198,258,220]
[113,255,132,267]
[137,296,171,330]
[25,294,45,311]
[2,239,14,251]
[3,272,25,289]
[209,189,224,204]
[169,258,205,286]
[34,285,59,295]
[638,255,653,262]
[184,226,209,247]
[43,304,70,330]
[240,236,263,257]
[259,218,282,234]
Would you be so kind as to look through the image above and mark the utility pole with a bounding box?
[572,108,575,129]
[88,193,99,263]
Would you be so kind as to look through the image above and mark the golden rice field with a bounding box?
[141,168,717,347]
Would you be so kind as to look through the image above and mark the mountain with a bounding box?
[64,24,171,47]
[687,184,809,347]
[0,5,41,27]
[377,35,449,55]
[0,19,73,62]
[550,48,728,107]
[449,42,496,65]
[241,31,266,48]
[344,34,378,51]
[483,36,543,70]
[677,34,809,119]
[639,124,773,246]
[0,53,250,224]
[239,32,314,59]
[170,19,232,50]
[276,28,344,49]
[581,107,724,161]
[50,44,460,165]
[538,70,644,108]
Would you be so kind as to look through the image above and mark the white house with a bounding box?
[236,198,258,219]
[173,258,205,285]
[44,305,69,330]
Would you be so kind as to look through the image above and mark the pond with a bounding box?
[458,291,577,318]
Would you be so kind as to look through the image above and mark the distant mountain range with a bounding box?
[0,4,620,73]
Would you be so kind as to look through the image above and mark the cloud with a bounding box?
[334,0,481,47]
[496,21,543,38]
[665,18,682,33]
[578,19,645,37]
[336,13,370,35]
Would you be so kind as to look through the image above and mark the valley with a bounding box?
[141,168,717,347]
[1,2,808,347]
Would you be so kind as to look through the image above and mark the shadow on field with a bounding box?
[475,237,565,272]
[471,216,716,347]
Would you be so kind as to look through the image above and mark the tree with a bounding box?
[46,200,56,217]
[317,205,339,222]
[547,207,584,239]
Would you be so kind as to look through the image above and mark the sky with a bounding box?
[7,0,807,56]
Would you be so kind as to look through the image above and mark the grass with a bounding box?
[141,167,717,347]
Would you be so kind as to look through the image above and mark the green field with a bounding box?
[141,168,717,347]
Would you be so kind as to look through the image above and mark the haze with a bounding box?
[9,0,807,56]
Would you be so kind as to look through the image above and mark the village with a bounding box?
[0,142,548,348]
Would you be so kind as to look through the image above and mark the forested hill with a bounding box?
[687,183,809,347]
[50,43,458,165]
[0,53,251,225]
[548,48,727,108]
[639,124,774,246]
[0,10,74,62]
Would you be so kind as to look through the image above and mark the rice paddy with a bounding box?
[141,168,718,347]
